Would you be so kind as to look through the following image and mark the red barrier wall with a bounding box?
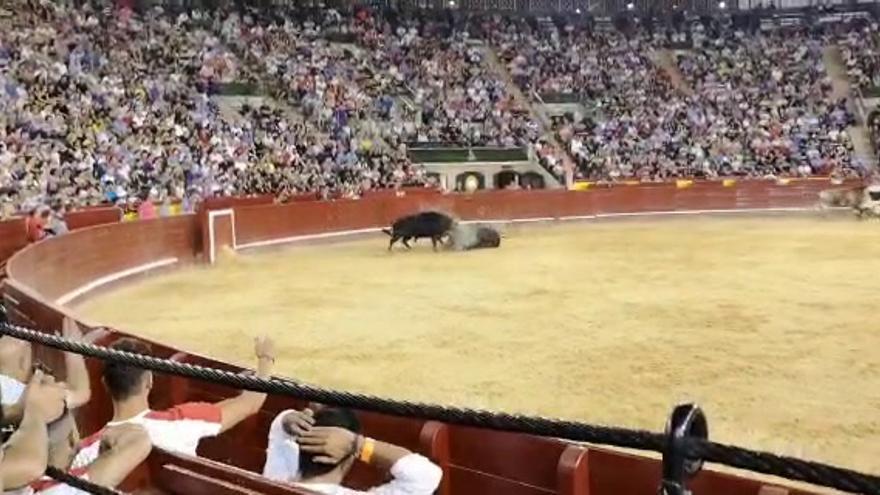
[7,214,200,302]
[227,181,841,252]
[0,207,123,278]
[0,218,26,269]
[3,183,840,495]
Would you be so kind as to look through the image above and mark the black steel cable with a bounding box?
[4,322,878,494]
[44,467,123,495]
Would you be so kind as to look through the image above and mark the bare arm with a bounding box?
[1,372,66,490]
[85,424,152,488]
[360,438,414,473]
[216,336,275,433]
[61,318,91,409]
[299,427,442,492]
[1,406,50,489]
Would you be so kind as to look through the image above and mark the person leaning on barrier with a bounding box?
[1,370,67,493]
[71,335,276,468]
[0,318,92,428]
[262,407,443,495]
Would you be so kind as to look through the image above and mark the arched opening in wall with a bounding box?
[520,172,546,190]
[456,172,485,192]
[495,170,520,190]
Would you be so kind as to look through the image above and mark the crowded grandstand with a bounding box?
[2,0,879,227]
[2,0,880,493]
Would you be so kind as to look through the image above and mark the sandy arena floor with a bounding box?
[76,217,880,473]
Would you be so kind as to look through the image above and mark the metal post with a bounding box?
[659,404,708,495]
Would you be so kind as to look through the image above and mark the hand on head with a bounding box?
[297,426,359,465]
[281,408,315,438]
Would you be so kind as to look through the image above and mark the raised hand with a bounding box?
[61,316,83,342]
[281,408,315,438]
[254,335,276,362]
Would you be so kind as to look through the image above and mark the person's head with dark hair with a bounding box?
[103,338,153,402]
[267,405,442,492]
[298,408,361,480]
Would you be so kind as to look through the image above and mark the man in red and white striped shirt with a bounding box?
[70,335,275,469]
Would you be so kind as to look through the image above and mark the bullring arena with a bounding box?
[3,181,880,494]
[77,214,880,474]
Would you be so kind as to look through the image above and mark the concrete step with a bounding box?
[482,44,566,188]
[822,45,877,167]
[482,44,550,129]
[822,44,850,101]
[847,124,877,166]
[650,49,694,96]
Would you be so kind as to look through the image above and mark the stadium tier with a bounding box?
[1,1,880,494]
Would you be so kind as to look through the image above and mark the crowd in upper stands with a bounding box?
[0,0,878,222]
[0,316,443,494]
[839,21,880,93]
[0,1,429,223]
[493,16,867,181]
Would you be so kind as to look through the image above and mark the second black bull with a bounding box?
[382,211,455,250]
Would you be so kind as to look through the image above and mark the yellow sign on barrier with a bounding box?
[676,180,694,189]
[571,181,593,191]
[722,179,737,188]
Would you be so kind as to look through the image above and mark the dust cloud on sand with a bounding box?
[76,217,880,474]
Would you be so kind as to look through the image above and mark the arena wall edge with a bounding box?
[1,183,847,495]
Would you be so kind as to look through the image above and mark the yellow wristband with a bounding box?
[359,437,375,464]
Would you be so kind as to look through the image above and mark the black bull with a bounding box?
[382,211,455,250]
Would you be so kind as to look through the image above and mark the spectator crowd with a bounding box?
[0,316,443,494]
[492,17,867,181]
[0,1,877,222]
[839,21,880,93]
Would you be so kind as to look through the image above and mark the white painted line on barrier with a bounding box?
[3,293,20,306]
[558,215,599,221]
[234,206,838,251]
[236,227,384,251]
[461,217,557,224]
[594,206,815,218]
[55,258,179,306]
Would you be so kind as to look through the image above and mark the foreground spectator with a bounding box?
[0,318,91,428]
[16,418,152,495]
[71,335,275,467]
[1,371,67,492]
[263,407,443,494]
